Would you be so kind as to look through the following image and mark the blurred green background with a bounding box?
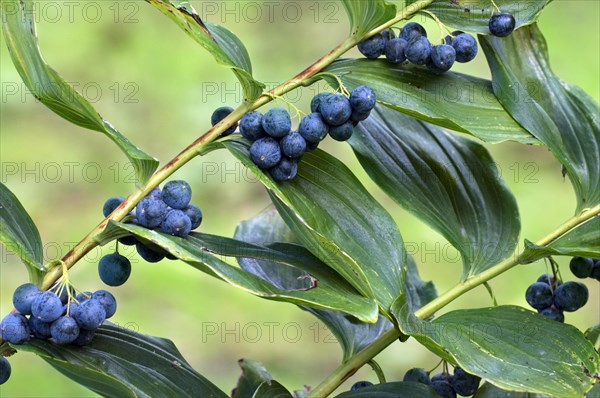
[1,0,598,396]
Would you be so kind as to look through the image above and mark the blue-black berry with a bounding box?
[310,93,331,113]
[319,94,352,126]
[0,357,11,385]
[451,33,478,63]
[569,256,594,279]
[103,196,125,217]
[50,316,80,344]
[162,180,192,210]
[385,37,408,64]
[349,86,376,114]
[553,281,588,312]
[31,291,63,322]
[350,381,373,391]
[452,367,481,396]
[489,12,516,37]
[431,379,456,398]
[592,260,600,281]
[0,313,30,344]
[400,22,427,41]
[161,210,192,237]
[429,44,456,73]
[537,273,561,287]
[136,242,166,263]
[525,282,553,310]
[240,111,267,141]
[71,329,95,346]
[136,197,168,228]
[98,253,132,287]
[539,306,564,322]
[270,158,298,182]
[329,122,354,142]
[183,204,203,230]
[357,32,385,59]
[13,283,41,315]
[280,131,307,158]
[28,316,52,339]
[211,106,237,136]
[299,113,329,144]
[405,36,432,65]
[250,137,282,169]
[262,108,291,138]
[403,368,430,385]
[74,299,106,330]
[92,290,117,318]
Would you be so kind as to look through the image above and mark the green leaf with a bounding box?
[14,323,227,398]
[351,106,520,277]
[223,141,406,313]
[99,222,378,322]
[431,306,599,398]
[521,215,600,263]
[408,0,550,33]
[2,0,159,184]
[252,381,293,398]
[405,256,438,312]
[340,0,396,37]
[481,24,600,211]
[0,182,44,283]
[474,383,551,397]
[145,0,264,101]
[334,381,440,397]
[324,59,535,144]
[232,359,272,398]
[584,324,600,347]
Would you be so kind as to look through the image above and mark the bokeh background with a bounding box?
[1,0,598,396]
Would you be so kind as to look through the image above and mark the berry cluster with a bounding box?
[101,180,203,266]
[569,256,600,281]
[1,283,116,348]
[357,23,478,74]
[242,86,376,182]
[525,274,589,322]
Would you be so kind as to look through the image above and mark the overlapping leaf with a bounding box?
[351,106,520,277]
[232,359,272,398]
[474,383,551,397]
[324,59,534,143]
[2,0,158,184]
[408,0,550,33]
[223,141,406,313]
[252,381,292,398]
[98,221,378,322]
[0,182,44,283]
[15,323,227,398]
[481,24,600,211]
[145,0,264,100]
[340,0,396,37]
[335,381,440,397]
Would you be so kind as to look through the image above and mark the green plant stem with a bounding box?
[307,204,600,397]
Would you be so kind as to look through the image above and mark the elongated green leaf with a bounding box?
[474,383,551,397]
[99,222,378,322]
[145,0,264,100]
[585,324,600,347]
[340,0,396,37]
[14,323,227,398]
[481,24,600,211]
[431,306,599,397]
[2,0,158,184]
[0,182,44,283]
[232,359,272,398]
[521,215,600,262]
[352,106,520,277]
[324,59,534,143]
[408,0,550,33]
[335,381,440,397]
[223,141,405,313]
[252,381,292,398]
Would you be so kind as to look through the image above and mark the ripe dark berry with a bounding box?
[136,197,168,228]
[183,204,203,230]
[51,316,80,344]
[92,290,117,318]
[350,110,370,123]
[71,329,95,346]
[306,140,319,152]
[250,137,282,169]
[329,121,354,142]
[239,111,267,141]
[539,306,564,322]
[431,373,454,383]
[0,357,11,385]
[211,106,237,136]
[357,32,385,59]
[161,210,192,237]
[13,283,41,315]
[403,368,430,385]
[385,38,408,64]
[118,234,139,246]
[350,381,373,391]
[452,367,481,396]
[489,12,516,37]
[280,131,307,158]
[400,22,427,41]
[319,94,352,126]
[136,242,166,263]
[299,113,329,143]
[405,36,432,65]
[31,291,63,322]
[451,33,478,63]
[525,282,553,310]
[262,108,291,138]
[380,28,395,45]
[349,86,376,114]
[592,260,600,281]
[537,273,561,287]
[76,291,92,303]
[162,180,192,210]
[29,316,52,339]
[103,196,125,217]
[74,299,106,330]
[148,187,162,199]
[553,281,589,312]
[430,44,456,73]
[310,93,331,113]
[50,284,74,304]
[569,256,593,278]
[0,313,30,344]
[270,158,298,182]
[98,253,132,287]
[432,380,457,398]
